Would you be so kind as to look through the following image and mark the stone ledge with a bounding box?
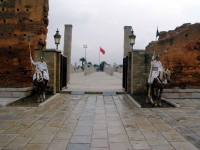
[0,87,33,98]
[163,89,200,93]
[163,89,200,99]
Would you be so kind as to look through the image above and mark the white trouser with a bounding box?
[148,71,159,84]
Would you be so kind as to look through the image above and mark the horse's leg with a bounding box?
[159,88,163,106]
[155,88,158,107]
[40,91,43,102]
[42,88,45,101]
[146,84,149,103]
[37,86,40,103]
[149,84,154,104]
[43,92,45,100]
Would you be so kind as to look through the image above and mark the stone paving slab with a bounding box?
[102,92,117,96]
[0,93,200,150]
[71,91,85,95]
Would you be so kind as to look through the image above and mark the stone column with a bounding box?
[124,26,132,57]
[63,24,73,84]
[84,62,88,76]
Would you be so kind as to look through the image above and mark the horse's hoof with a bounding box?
[155,103,157,107]
[159,103,162,107]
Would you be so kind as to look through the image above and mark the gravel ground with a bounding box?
[8,93,53,107]
[131,94,174,108]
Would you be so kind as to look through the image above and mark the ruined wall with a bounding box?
[0,0,49,87]
[146,23,200,88]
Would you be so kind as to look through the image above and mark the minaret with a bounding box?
[63,24,73,84]
[124,26,132,57]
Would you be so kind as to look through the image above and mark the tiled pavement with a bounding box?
[0,72,200,150]
[0,94,200,150]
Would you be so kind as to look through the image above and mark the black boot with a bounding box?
[33,79,36,86]
[45,80,50,89]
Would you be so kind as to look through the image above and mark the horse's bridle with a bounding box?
[157,70,169,85]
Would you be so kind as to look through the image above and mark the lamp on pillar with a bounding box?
[54,28,61,50]
[129,28,136,51]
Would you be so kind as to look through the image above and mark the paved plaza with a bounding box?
[0,72,200,150]
[62,72,124,93]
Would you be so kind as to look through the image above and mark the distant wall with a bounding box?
[0,0,49,87]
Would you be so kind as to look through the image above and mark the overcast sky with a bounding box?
[46,0,200,67]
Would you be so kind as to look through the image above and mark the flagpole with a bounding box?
[148,27,159,104]
[99,46,100,72]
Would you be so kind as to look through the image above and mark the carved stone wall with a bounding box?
[146,23,200,88]
[0,0,49,87]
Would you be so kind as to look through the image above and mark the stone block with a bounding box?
[184,89,199,93]
[103,92,117,96]
[180,93,192,99]
[71,91,85,95]
[163,89,178,93]
[195,89,200,92]
[17,87,33,91]
[6,88,18,92]
[11,92,25,98]
[0,92,12,98]
[191,93,200,98]
[0,88,6,91]
[162,93,179,99]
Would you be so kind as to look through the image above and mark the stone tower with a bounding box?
[63,24,73,84]
[0,0,49,87]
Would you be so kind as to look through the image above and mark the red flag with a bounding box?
[100,47,105,54]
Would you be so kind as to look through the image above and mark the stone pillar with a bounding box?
[124,26,132,57]
[35,49,61,94]
[63,25,73,84]
[84,62,88,76]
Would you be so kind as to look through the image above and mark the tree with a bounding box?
[88,62,92,67]
[99,61,107,71]
[79,57,86,68]
[76,65,81,69]
[93,64,99,71]
[119,64,123,67]
[93,64,99,67]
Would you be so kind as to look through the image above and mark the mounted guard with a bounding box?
[148,54,164,84]
[146,27,171,106]
[30,55,50,89]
